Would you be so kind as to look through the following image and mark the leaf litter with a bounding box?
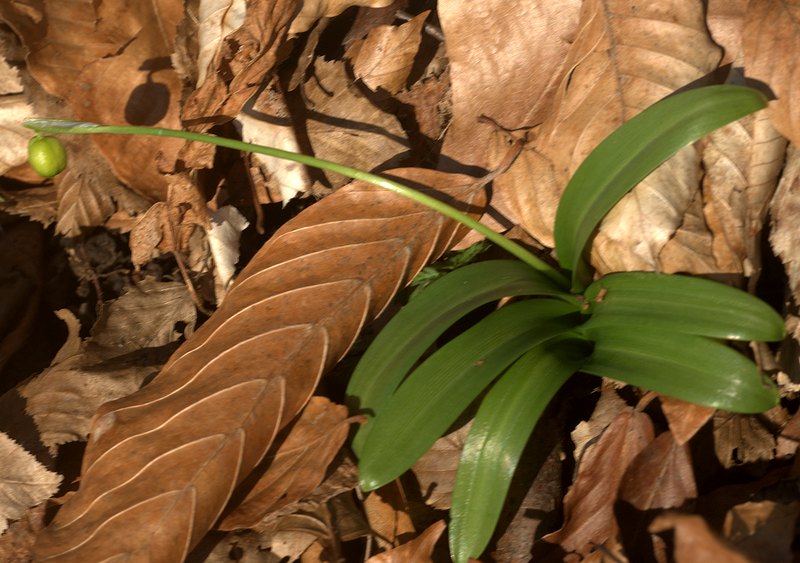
[1,1,800,561]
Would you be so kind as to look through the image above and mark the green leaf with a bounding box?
[579,326,778,413]
[553,85,768,290]
[582,272,785,341]
[357,299,582,491]
[347,260,573,454]
[449,339,587,563]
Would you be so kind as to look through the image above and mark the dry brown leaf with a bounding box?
[366,520,445,563]
[770,145,800,304]
[0,433,61,535]
[289,0,394,35]
[0,0,184,200]
[238,81,312,204]
[196,0,247,89]
[543,408,654,556]
[0,503,47,563]
[723,500,799,563]
[660,396,715,446]
[742,1,800,147]
[304,59,409,190]
[0,94,33,177]
[31,169,484,561]
[570,386,628,465]
[439,0,580,170]
[347,11,429,95]
[502,0,720,262]
[208,205,249,304]
[411,421,471,510]
[0,187,58,227]
[713,409,783,468]
[650,513,750,563]
[218,396,350,531]
[23,280,196,450]
[362,482,415,551]
[706,0,748,65]
[618,430,697,511]
[183,0,299,130]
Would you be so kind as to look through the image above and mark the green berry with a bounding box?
[28,135,67,178]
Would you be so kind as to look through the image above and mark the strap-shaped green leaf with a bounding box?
[582,272,785,341]
[347,260,573,454]
[580,326,778,413]
[553,85,767,290]
[357,299,582,491]
[449,340,587,563]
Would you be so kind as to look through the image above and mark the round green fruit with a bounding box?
[28,135,67,178]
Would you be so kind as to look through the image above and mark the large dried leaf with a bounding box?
[218,396,349,530]
[411,421,471,510]
[196,0,246,89]
[32,169,484,561]
[723,500,800,562]
[0,0,185,199]
[504,0,721,262]
[289,0,395,35]
[742,0,800,147]
[706,0,748,65]
[438,0,581,169]
[366,520,446,563]
[650,513,750,563]
[0,433,61,535]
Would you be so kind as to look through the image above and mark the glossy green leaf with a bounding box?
[582,272,785,341]
[449,340,587,563]
[357,299,582,491]
[347,260,573,454]
[553,85,767,290]
[580,326,778,413]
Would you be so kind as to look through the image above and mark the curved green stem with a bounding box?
[22,118,568,288]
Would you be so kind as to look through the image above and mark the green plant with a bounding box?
[22,85,785,562]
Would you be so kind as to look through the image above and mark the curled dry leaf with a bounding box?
[723,500,800,562]
[208,206,249,304]
[196,0,247,89]
[706,0,748,65]
[650,513,750,563]
[0,433,61,535]
[218,396,350,530]
[289,0,395,35]
[0,0,184,199]
[237,80,312,204]
[712,409,784,469]
[32,169,485,561]
[412,421,472,510]
[770,145,800,304]
[742,0,800,147]
[659,395,715,446]
[366,520,446,563]
[543,408,654,556]
[0,66,33,176]
[362,481,415,551]
[347,10,429,95]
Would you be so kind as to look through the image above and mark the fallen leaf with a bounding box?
[723,500,799,563]
[0,433,61,535]
[770,145,800,304]
[219,397,350,531]
[0,93,33,177]
[362,482,415,550]
[366,520,445,563]
[706,0,748,65]
[570,386,628,465]
[619,430,697,511]
[411,421,471,510]
[660,396,715,446]
[713,409,783,468]
[31,169,484,561]
[543,408,654,556]
[289,0,395,35]
[22,280,196,449]
[303,59,410,190]
[650,512,750,563]
[742,0,800,147]
[0,186,58,227]
[347,11,429,95]
[208,205,249,304]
